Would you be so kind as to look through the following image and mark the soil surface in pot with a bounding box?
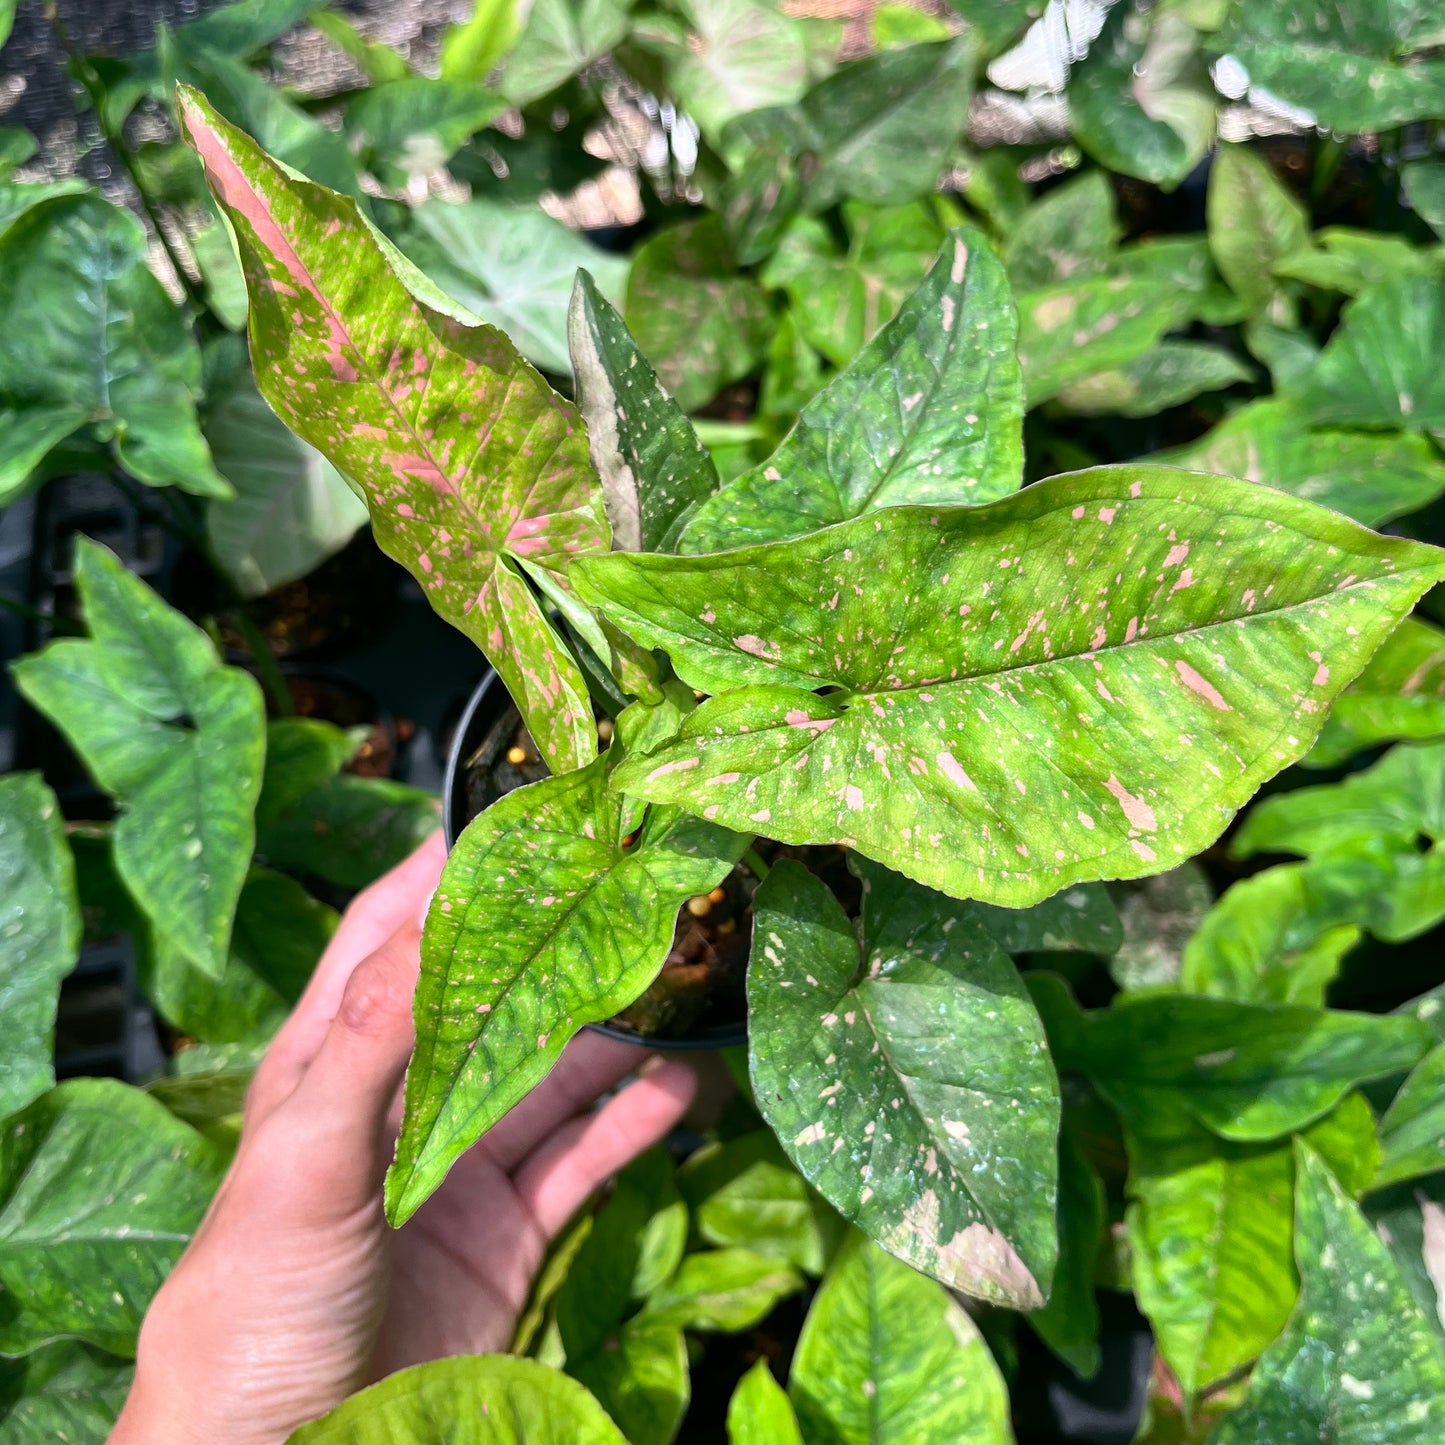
[458,701,856,1044]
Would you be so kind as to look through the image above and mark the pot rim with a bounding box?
[443,671,747,1052]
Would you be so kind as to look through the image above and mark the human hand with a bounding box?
[111,835,701,1444]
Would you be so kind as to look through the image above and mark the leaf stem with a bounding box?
[742,846,771,882]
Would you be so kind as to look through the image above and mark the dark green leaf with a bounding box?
[749,858,1058,1307]
[1362,1172,1445,1340]
[144,1069,250,1152]
[577,466,1445,908]
[682,228,1023,551]
[12,539,265,977]
[0,404,90,506]
[386,755,746,1224]
[500,0,634,107]
[789,1233,1012,1445]
[1027,1130,1104,1379]
[1378,1045,1445,1189]
[726,1360,802,1445]
[0,1079,226,1356]
[256,717,361,828]
[966,883,1122,955]
[0,1342,132,1445]
[1405,160,1445,242]
[1110,863,1212,992]
[344,80,504,187]
[944,0,1041,55]
[0,774,79,1117]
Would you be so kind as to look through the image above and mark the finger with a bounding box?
[479,1031,658,1173]
[512,1060,699,1239]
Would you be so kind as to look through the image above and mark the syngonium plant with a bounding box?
[179,86,1445,1313]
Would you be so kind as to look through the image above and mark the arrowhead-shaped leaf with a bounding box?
[567,270,720,553]
[386,754,746,1224]
[749,857,1058,1307]
[577,466,1445,909]
[11,538,265,977]
[1377,1044,1445,1189]
[499,0,634,107]
[640,1249,803,1333]
[0,775,78,1118]
[1206,144,1310,318]
[727,1360,802,1445]
[178,88,605,775]
[1003,170,1119,292]
[1210,1144,1445,1443]
[1155,398,1445,528]
[0,1079,226,1356]
[789,1233,1012,1445]
[681,229,1023,552]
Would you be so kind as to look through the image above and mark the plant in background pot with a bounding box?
[182,78,1444,1341]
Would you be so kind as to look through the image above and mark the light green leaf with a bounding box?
[1110,863,1213,993]
[0,191,229,496]
[568,1319,688,1445]
[1299,275,1445,432]
[1206,144,1309,318]
[1210,1143,1445,1443]
[1405,160,1445,242]
[0,774,79,1118]
[625,217,774,412]
[1069,7,1214,190]
[344,79,504,184]
[682,228,1022,551]
[403,199,629,377]
[311,11,412,84]
[500,0,634,107]
[386,754,746,1225]
[191,216,250,330]
[641,1248,803,1332]
[0,1079,226,1356]
[181,89,605,775]
[1246,318,1322,392]
[11,538,265,976]
[440,0,522,80]
[1308,618,1445,767]
[0,1342,133,1444]
[1004,170,1120,293]
[1127,1095,1379,1400]
[0,129,36,180]
[256,716,362,828]
[577,466,1445,909]
[0,404,90,507]
[1179,863,1360,1007]
[204,370,368,599]
[567,270,720,553]
[1154,398,1445,528]
[749,857,1058,1307]
[1273,228,1442,298]
[1212,2,1445,131]
[1055,341,1251,418]
[144,1069,250,1152]
[1378,1046,1445,1189]
[677,1130,842,1274]
[872,4,953,48]
[288,1354,630,1443]
[789,1233,1012,1445]
[1027,1130,1104,1379]
[727,1360,802,1445]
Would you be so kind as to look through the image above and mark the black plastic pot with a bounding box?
[443,672,747,1051]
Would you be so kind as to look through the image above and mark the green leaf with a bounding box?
[641,1248,803,1332]
[204,370,368,599]
[192,216,250,330]
[288,1354,630,1443]
[0,774,79,1118]
[500,0,634,107]
[1027,1130,1104,1379]
[567,270,720,553]
[967,883,1122,955]
[0,129,35,180]
[440,0,522,80]
[1069,7,1214,189]
[1017,273,1192,405]
[1039,985,1430,1143]
[1299,275,1445,432]
[1362,1172,1445,1340]
[1003,170,1120,293]
[0,404,90,506]
[1246,319,1321,393]
[1212,2,1445,132]
[256,716,361,828]
[1206,144,1309,318]
[11,538,265,976]
[1110,863,1213,992]
[871,4,953,48]
[0,1079,226,1356]
[1273,228,1442,298]
[681,228,1023,551]
[1377,1045,1445,1189]
[311,11,412,84]
[727,1360,802,1445]
[1405,160,1445,242]
[1127,1095,1379,1400]
[1179,864,1360,1007]
[568,1319,688,1445]
[789,1233,1012,1445]
[258,774,439,891]
[386,754,746,1225]
[577,466,1445,909]
[402,199,629,377]
[344,79,504,185]
[749,857,1058,1307]
[624,217,774,412]
[1210,1143,1445,1443]
[944,0,1041,54]
[0,1342,132,1444]
[1154,398,1445,528]
[677,1130,842,1274]
[1055,341,1251,418]
[1110,234,1247,326]
[0,191,229,497]
[144,1069,249,1152]
[1308,618,1445,766]
[181,89,605,776]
